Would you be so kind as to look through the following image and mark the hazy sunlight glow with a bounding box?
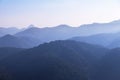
[0,0,120,28]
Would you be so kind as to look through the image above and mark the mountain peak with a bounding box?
[56,24,71,28]
[25,25,40,31]
[27,24,37,29]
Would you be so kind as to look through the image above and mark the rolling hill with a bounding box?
[0,40,108,80]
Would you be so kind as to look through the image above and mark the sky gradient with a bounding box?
[0,0,120,28]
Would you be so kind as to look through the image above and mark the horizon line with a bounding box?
[0,19,120,29]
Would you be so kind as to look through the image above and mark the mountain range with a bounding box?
[0,20,120,48]
[70,32,120,48]
[0,20,120,80]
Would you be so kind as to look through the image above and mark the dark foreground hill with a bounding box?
[91,48,120,80]
[0,47,24,80]
[0,40,108,80]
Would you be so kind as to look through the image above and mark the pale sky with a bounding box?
[0,0,120,28]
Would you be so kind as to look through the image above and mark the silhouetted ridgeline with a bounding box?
[1,20,120,48]
[0,40,108,80]
[0,40,120,80]
[0,20,120,80]
[0,34,40,48]
[70,32,120,48]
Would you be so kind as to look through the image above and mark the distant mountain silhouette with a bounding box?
[0,40,108,80]
[14,20,120,44]
[70,32,120,48]
[15,24,75,42]
[0,34,40,48]
[0,20,120,80]
[0,27,20,37]
[79,19,120,34]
